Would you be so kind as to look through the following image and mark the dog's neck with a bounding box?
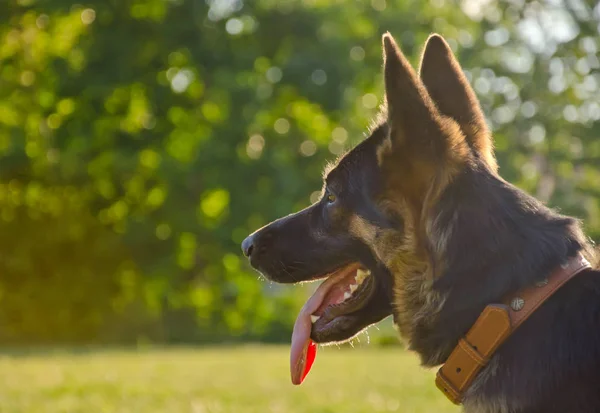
[394,163,593,366]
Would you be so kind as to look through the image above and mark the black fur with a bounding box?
[244,124,600,412]
[243,32,600,413]
[406,159,600,411]
[243,124,396,343]
[411,159,592,363]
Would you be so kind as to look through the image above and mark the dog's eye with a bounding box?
[326,194,336,204]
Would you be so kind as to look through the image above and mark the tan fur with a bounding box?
[425,208,457,271]
[365,32,597,410]
[363,34,475,358]
[375,134,392,167]
[348,215,377,249]
[349,214,402,268]
[348,195,443,351]
[349,190,449,363]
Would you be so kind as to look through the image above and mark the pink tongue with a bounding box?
[290,264,359,385]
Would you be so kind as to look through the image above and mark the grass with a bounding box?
[0,345,461,413]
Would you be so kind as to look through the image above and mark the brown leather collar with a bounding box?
[435,254,592,405]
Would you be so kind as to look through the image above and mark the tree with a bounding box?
[0,0,598,343]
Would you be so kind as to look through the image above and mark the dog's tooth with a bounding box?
[349,283,358,293]
[355,268,370,283]
[343,291,351,300]
[311,315,320,323]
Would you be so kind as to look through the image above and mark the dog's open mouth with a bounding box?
[290,262,375,384]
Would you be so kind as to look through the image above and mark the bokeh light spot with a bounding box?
[81,8,96,25]
[300,140,317,156]
[311,69,327,86]
[350,46,365,61]
[274,118,290,134]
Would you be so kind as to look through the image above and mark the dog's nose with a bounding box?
[241,234,255,258]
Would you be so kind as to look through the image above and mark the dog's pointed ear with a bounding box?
[419,34,497,172]
[383,33,443,150]
[382,33,466,160]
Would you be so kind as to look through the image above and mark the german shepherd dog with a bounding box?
[242,33,600,413]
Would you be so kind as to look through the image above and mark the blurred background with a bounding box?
[0,0,599,411]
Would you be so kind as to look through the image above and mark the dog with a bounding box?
[242,32,600,413]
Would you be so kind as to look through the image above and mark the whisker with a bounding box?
[277,260,299,282]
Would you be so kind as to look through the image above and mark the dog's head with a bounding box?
[242,33,493,345]
[242,121,398,343]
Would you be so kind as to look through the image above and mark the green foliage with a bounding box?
[0,0,599,343]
